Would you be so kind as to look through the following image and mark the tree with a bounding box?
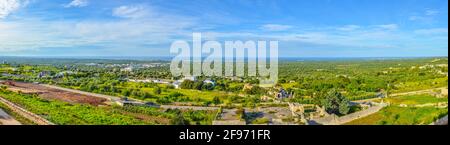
[170,111,187,125]
[244,86,264,95]
[0,85,7,90]
[212,96,221,105]
[180,80,194,89]
[154,87,162,95]
[236,108,246,120]
[193,81,204,90]
[143,92,153,99]
[320,89,350,115]
[121,89,131,97]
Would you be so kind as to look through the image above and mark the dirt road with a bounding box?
[352,87,448,103]
[389,87,447,97]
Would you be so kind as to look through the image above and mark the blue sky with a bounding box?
[0,0,448,57]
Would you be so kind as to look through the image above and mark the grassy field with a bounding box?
[345,106,447,125]
[87,82,230,103]
[346,94,448,125]
[384,94,448,105]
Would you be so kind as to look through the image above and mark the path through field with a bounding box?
[353,87,448,103]
[389,87,448,97]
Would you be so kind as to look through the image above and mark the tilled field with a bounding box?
[1,81,107,106]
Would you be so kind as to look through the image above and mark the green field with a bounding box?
[345,106,447,125]
[346,94,448,125]
[384,94,448,105]
[0,101,35,125]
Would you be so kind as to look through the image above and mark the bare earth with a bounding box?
[1,81,107,106]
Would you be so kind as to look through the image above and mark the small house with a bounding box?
[276,88,292,99]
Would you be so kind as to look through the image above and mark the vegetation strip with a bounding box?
[0,96,53,125]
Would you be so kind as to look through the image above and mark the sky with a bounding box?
[0,0,448,57]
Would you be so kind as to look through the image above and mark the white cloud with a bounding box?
[375,24,398,30]
[0,6,196,53]
[409,9,440,23]
[409,16,421,21]
[425,10,439,16]
[414,28,448,35]
[113,5,149,19]
[337,25,360,31]
[260,24,293,31]
[64,0,88,8]
[202,24,407,50]
[0,0,29,19]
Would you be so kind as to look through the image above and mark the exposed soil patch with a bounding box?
[1,81,107,106]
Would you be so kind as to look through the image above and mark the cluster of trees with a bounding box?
[179,80,214,91]
[243,85,265,95]
[289,89,351,115]
[167,109,216,125]
[316,89,350,115]
[279,58,448,102]
[225,96,260,108]
[156,92,191,104]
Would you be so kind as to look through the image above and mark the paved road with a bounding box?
[160,105,219,111]
[0,108,21,125]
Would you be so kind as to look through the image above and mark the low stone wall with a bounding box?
[337,105,384,124]
[212,120,246,125]
[0,96,54,125]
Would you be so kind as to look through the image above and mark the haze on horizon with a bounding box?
[0,0,448,57]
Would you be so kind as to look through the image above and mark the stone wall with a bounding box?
[212,120,246,125]
[311,105,386,125]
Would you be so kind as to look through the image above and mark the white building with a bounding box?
[121,66,134,72]
[183,76,197,81]
[172,80,182,89]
